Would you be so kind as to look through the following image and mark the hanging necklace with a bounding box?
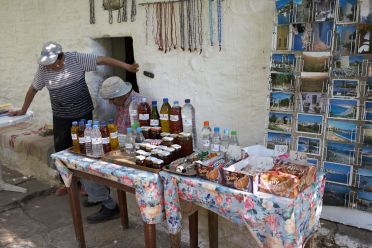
[164,2,169,53]
[192,0,197,51]
[131,0,136,22]
[89,0,95,24]
[179,0,185,51]
[122,0,128,22]
[187,0,192,52]
[171,2,177,49]
[217,0,222,51]
[145,5,149,45]
[159,3,163,51]
[209,0,214,46]
[197,0,203,54]
[118,5,122,23]
[109,1,113,24]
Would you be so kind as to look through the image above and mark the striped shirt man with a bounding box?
[32,52,97,118]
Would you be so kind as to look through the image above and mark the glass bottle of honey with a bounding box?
[160,98,171,132]
[107,119,119,150]
[138,97,151,127]
[170,100,183,134]
[100,121,111,153]
[71,121,80,153]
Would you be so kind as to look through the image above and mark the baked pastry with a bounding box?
[207,167,219,180]
[234,176,249,190]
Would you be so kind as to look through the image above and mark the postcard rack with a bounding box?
[267,0,372,214]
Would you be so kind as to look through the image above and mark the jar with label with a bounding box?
[141,126,151,139]
[171,144,182,159]
[145,144,157,152]
[139,143,148,151]
[158,151,171,165]
[145,156,154,168]
[107,119,119,150]
[136,155,146,166]
[162,136,174,147]
[150,127,162,139]
[152,159,164,169]
[170,134,180,145]
[164,147,176,161]
[151,149,161,158]
[71,121,80,153]
[170,100,183,134]
[100,121,111,153]
[138,97,151,127]
[160,132,171,138]
[179,132,193,157]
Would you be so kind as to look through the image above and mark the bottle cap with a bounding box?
[79,120,85,125]
[214,127,220,132]
[203,121,209,126]
[101,121,106,126]
[224,128,229,135]
[80,119,86,123]
[86,123,91,128]
[136,127,142,132]
[231,130,237,135]
[127,127,132,133]
[108,119,113,124]
[93,125,99,128]
[152,100,157,106]
[87,120,92,124]
[173,100,179,105]
[163,98,168,103]
[142,97,147,103]
[185,99,190,103]
[93,121,100,126]
[72,121,78,125]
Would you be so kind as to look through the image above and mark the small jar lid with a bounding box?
[162,136,174,142]
[171,144,182,150]
[136,155,146,161]
[146,156,155,161]
[153,159,164,165]
[164,147,175,153]
[136,150,147,155]
[161,132,171,137]
[158,151,171,157]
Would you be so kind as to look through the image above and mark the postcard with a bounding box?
[324,182,351,206]
[323,161,353,185]
[300,72,329,92]
[357,24,372,54]
[363,124,372,146]
[293,0,313,23]
[356,191,372,212]
[300,92,326,114]
[270,92,294,111]
[334,25,357,55]
[326,141,355,164]
[327,119,357,143]
[276,25,290,50]
[302,52,330,72]
[329,98,358,120]
[332,79,359,98]
[269,112,292,132]
[267,131,291,149]
[337,0,358,23]
[364,101,372,121]
[362,146,372,169]
[271,53,296,72]
[291,23,312,51]
[297,113,323,134]
[270,73,295,91]
[276,0,292,24]
[366,78,372,98]
[357,168,372,191]
[312,21,334,51]
[297,136,321,155]
[314,0,336,21]
[332,55,364,77]
[360,0,372,24]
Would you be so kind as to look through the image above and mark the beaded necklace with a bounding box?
[131,0,136,22]
[209,0,214,46]
[197,0,203,54]
[187,0,192,52]
[179,0,185,51]
[122,0,128,22]
[171,2,177,50]
[89,0,95,24]
[164,2,169,53]
[145,4,149,45]
[217,0,222,51]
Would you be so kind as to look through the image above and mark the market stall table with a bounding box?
[51,150,165,248]
[160,171,325,248]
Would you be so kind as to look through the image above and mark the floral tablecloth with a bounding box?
[51,150,164,224]
[159,171,325,248]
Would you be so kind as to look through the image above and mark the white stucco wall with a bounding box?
[0,0,274,146]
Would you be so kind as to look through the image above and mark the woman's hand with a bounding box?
[125,63,139,73]
[8,109,26,116]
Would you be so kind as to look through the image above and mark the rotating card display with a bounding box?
[269,0,372,212]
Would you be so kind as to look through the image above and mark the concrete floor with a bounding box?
[1,167,372,248]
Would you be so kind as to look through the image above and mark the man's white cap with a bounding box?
[100,76,132,99]
[37,41,62,66]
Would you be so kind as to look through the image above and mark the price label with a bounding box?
[85,136,92,143]
[289,151,308,163]
[102,137,110,144]
[160,114,169,120]
[202,140,210,147]
[79,137,85,144]
[274,145,288,155]
[183,119,192,126]
[170,115,179,122]
[150,119,159,126]
[71,134,78,140]
[139,114,149,120]
[92,138,102,145]
[130,110,138,116]
[110,132,118,139]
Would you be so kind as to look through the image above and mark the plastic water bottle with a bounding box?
[211,127,221,152]
[91,124,103,157]
[220,128,230,153]
[182,99,197,147]
[230,130,239,146]
[135,127,145,144]
[129,96,139,126]
[124,128,135,155]
[84,123,93,156]
[200,121,212,151]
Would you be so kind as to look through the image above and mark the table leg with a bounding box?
[117,190,129,229]
[189,211,198,248]
[169,233,181,248]
[67,176,86,248]
[304,235,316,248]
[208,210,218,248]
[144,222,156,248]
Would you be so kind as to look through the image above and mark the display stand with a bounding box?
[0,111,33,193]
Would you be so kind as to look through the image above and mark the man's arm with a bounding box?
[8,85,38,116]
[96,56,139,73]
